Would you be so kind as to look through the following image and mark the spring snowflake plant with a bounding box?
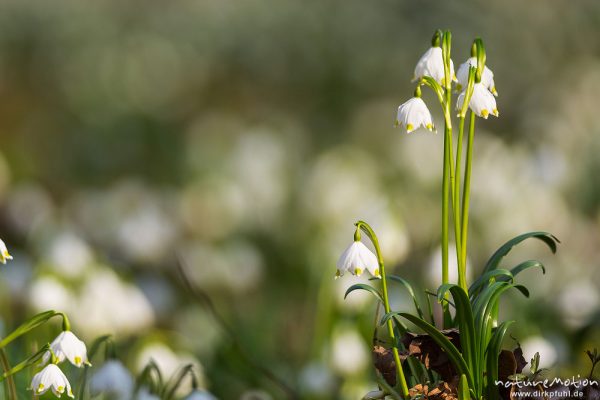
[338,30,558,400]
[0,243,209,400]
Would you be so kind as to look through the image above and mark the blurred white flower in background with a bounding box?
[45,232,93,278]
[69,268,155,337]
[395,97,435,133]
[136,343,205,396]
[29,276,75,314]
[299,361,335,396]
[427,244,471,289]
[330,327,369,376]
[521,336,558,371]
[179,240,264,292]
[556,279,600,329]
[184,390,219,400]
[90,360,134,400]
[30,363,74,398]
[41,331,90,368]
[413,46,455,85]
[5,184,55,237]
[136,387,161,400]
[334,273,373,310]
[240,389,273,400]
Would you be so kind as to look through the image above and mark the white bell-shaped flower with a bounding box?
[0,239,12,264]
[41,331,90,368]
[413,46,456,85]
[395,97,435,133]
[89,360,134,400]
[336,241,380,278]
[184,390,219,400]
[30,364,74,398]
[456,57,497,96]
[456,83,498,119]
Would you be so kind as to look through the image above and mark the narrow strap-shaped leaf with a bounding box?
[344,284,382,302]
[483,232,558,274]
[486,321,515,400]
[509,260,546,278]
[381,311,474,389]
[0,344,50,381]
[388,275,425,319]
[458,374,471,400]
[438,284,478,391]
[469,269,513,299]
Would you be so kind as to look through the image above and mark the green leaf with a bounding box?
[509,260,546,278]
[486,321,514,400]
[438,284,477,391]
[381,312,474,390]
[344,284,382,302]
[388,275,425,319]
[469,269,513,299]
[458,374,470,400]
[483,232,559,275]
[0,310,58,348]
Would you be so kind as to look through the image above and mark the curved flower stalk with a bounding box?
[0,239,12,264]
[456,83,498,119]
[30,363,74,398]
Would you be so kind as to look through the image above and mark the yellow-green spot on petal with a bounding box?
[374,269,380,277]
[426,123,433,131]
[406,123,414,133]
[492,108,499,116]
[481,109,489,118]
[57,385,64,393]
[37,384,45,393]
[354,267,362,276]
[75,356,82,366]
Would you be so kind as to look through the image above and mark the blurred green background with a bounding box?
[0,0,598,398]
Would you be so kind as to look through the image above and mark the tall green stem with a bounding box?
[0,349,16,400]
[357,222,409,398]
[455,116,467,290]
[460,112,476,269]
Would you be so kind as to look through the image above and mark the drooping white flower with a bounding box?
[89,360,134,400]
[456,57,497,96]
[413,46,456,85]
[395,97,435,133]
[30,364,74,398]
[136,387,161,400]
[336,241,380,278]
[0,239,12,264]
[456,83,498,119]
[41,331,90,368]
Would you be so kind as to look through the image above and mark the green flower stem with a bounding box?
[356,222,409,398]
[454,115,467,290]
[0,349,16,400]
[460,112,476,271]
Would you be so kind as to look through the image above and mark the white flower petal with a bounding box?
[0,239,12,264]
[456,83,498,119]
[336,241,380,278]
[30,364,74,398]
[396,97,435,133]
[414,47,456,85]
[456,57,497,96]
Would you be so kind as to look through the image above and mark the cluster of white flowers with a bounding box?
[31,330,89,398]
[396,42,499,132]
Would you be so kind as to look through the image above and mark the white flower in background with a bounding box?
[521,336,559,371]
[457,83,498,119]
[395,97,435,133]
[336,241,380,278]
[41,331,90,368]
[0,239,12,264]
[456,57,498,96]
[30,364,74,398]
[184,390,218,400]
[136,387,161,400]
[363,390,386,400]
[90,360,134,400]
[413,46,455,85]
